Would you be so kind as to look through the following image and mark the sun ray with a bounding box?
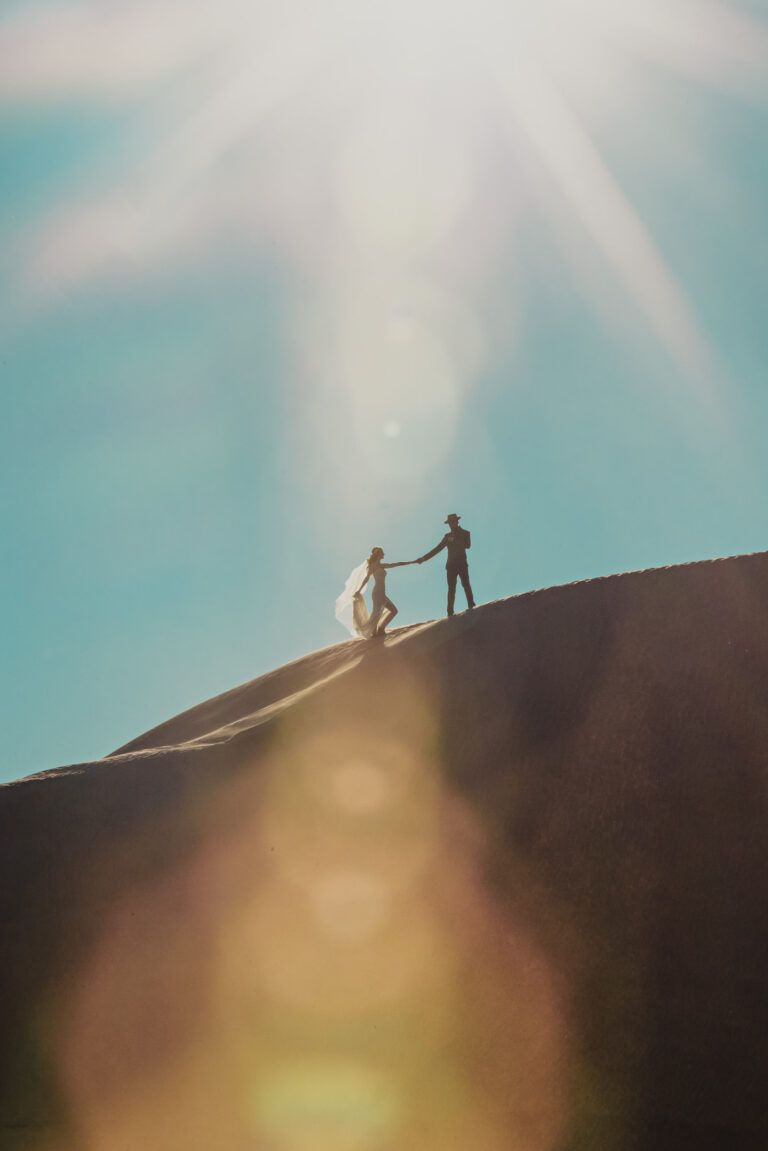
[141,14,337,217]
[614,0,768,93]
[493,58,717,396]
[3,0,766,410]
[0,1,218,97]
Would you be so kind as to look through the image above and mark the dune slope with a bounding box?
[3,552,768,1150]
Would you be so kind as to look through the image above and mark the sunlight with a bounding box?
[3,0,767,495]
[338,113,471,257]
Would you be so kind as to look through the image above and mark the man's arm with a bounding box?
[417,537,448,564]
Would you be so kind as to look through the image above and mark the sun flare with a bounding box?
[2,0,766,492]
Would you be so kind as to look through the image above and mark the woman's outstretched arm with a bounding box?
[382,561,416,568]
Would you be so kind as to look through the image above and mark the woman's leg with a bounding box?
[376,597,398,634]
[368,604,383,636]
[369,591,385,638]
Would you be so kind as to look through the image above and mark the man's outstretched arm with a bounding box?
[417,537,447,564]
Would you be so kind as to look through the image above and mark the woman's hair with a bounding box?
[368,546,384,569]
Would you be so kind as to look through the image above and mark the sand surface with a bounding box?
[3,552,768,1150]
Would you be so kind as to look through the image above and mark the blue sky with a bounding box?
[2,0,767,780]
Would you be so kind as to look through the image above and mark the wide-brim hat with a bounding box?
[444,513,461,524]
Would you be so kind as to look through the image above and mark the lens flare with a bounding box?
[48,670,575,1151]
[310,868,392,943]
[330,758,394,814]
[254,1058,401,1151]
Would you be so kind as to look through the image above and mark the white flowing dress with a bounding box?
[335,561,374,638]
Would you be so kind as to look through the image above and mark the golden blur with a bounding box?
[49,674,572,1150]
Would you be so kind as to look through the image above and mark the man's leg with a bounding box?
[446,567,458,616]
[459,564,475,609]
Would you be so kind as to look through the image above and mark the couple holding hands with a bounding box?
[337,514,475,640]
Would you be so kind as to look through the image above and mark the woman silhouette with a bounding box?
[354,547,410,638]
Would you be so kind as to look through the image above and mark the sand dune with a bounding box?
[3,551,768,1150]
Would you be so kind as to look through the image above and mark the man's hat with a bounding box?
[444,513,461,524]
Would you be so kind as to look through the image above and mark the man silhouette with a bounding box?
[417,513,475,617]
